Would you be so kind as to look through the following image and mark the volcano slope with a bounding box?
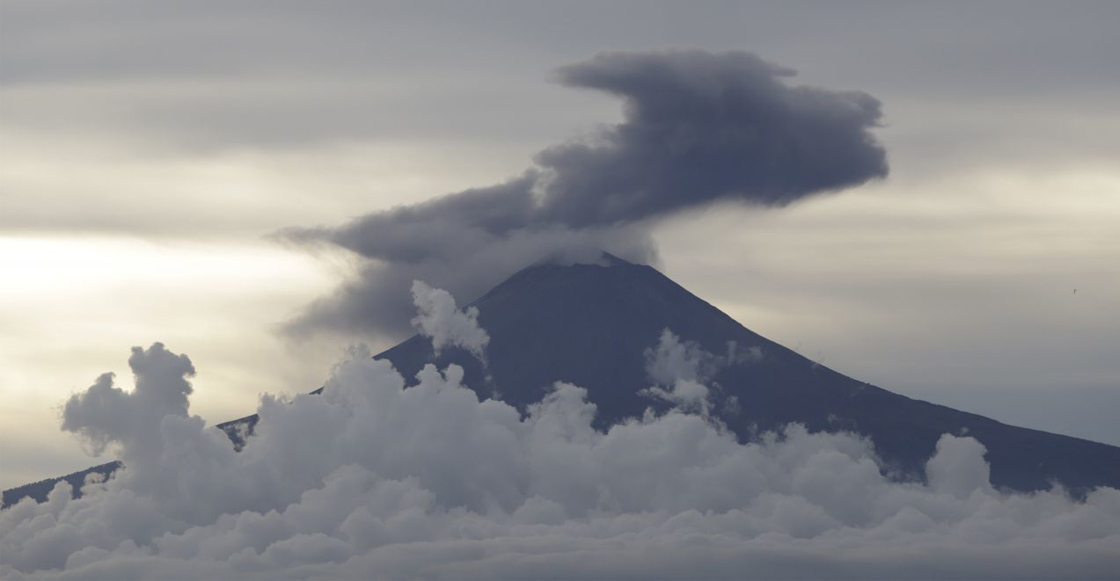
[378,255,1120,494]
[5,255,1119,507]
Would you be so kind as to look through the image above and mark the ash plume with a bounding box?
[282,50,888,339]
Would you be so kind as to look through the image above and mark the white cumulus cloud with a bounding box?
[410,280,490,362]
[640,328,760,415]
[1,332,1118,578]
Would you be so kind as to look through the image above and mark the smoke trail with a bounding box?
[281,50,888,339]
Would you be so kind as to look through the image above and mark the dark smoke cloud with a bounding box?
[283,50,887,338]
[539,50,888,225]
[285,220,657,336]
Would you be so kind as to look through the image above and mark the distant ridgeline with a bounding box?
[1,414,261,507]
[6,255,1120,508]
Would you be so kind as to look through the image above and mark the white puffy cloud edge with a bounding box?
[2,286,1118,580]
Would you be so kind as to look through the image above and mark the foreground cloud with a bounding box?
[282,50,888,339]
[2,289,1117,579]
[410,280,489,362]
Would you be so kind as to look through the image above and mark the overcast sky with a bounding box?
[2,0,1119,490]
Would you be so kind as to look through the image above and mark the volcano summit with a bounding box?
[378,254,1120,493]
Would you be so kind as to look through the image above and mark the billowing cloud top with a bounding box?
[539,50,887,225]
[283,50,888,339]
[61,343,195,458]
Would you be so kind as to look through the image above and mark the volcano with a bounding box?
[5,254,1120,507]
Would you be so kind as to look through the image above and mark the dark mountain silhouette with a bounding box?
[5,254,1119,508]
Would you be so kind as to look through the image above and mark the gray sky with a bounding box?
[2,0,1119,489]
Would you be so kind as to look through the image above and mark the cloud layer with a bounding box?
[283,50,887,339]
[2,289,1117,579]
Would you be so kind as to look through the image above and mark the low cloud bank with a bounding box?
[282,50,888,339]
[3,288,1117,579]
